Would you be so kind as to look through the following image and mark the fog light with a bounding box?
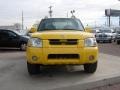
[89,55,94,61]
[32,56,38,61]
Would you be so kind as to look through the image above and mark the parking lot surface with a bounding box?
[0,43,120,90]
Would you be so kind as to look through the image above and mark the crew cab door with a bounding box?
[0,30,5,47]
[0,30,10,47]
[0,30,20,47]
[7,31,20,47]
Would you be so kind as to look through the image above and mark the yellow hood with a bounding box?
[31,30,94,40]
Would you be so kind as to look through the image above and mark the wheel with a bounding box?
[117,40,120,45]
[27,62,40,75]
[84,62,97,73]
[113,39,116,42]
[20,43,26,51]
[109,40,112,43]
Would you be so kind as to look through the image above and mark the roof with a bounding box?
[42,18,79,20]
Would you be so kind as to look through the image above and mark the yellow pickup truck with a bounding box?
[26,18,98,75]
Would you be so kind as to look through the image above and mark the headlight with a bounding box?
[85,38,97,47]
[28,38,42,47]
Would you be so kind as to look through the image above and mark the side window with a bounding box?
[8,31,17,37]
[0,31,2,40]
[2,31,9,37]
[0,31,9,40]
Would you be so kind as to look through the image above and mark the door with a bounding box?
[7,31,20,47]
[0,30,10,47]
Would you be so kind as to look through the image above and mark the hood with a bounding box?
[31,30,94,40]
[21,35,30,39]
[96,32,112,36]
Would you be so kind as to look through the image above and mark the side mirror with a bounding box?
[29,28,37,33]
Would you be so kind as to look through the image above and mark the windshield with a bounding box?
[99,29,112,33]
[38,18,84,31]
[13,30,23,35]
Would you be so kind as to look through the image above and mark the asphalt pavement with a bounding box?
[0,43,120,90]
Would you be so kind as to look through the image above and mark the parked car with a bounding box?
[116,30,120,44]
[95,28,113,43]
[111,29,117,42]
[91,29,100,37]
[26,18,98,75]
[0,29,29,50]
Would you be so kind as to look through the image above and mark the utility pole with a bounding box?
[22,11,24,30]
[119,16,120,26]
[67,12,68,18]
[108,15,111,27]
[49,6,53,18]
[108,9,111,27]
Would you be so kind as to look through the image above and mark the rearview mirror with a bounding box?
[29,28,37,33]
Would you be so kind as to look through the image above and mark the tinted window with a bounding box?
[0,31,3,40]
[8,31,17,37]
[1,31,9,37]
[0,31,9,40]
[99,29,112,33]
[38,18,84,31]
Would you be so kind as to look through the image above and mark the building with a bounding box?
[0,23,22,31]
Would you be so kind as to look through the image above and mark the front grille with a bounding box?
[103,35,107,37]
[99,34,107,37]
[48,54,80,59]
[99,35,102,37]
[49,39,78,45]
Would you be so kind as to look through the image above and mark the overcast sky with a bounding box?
[0,0,120,27]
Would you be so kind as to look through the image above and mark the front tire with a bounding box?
[27,62,40,75]
[84,62,97,73]
[109,40,112,43]
[117,40,120,45]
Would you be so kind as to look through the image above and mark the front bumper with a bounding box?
[26,47,98,65]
